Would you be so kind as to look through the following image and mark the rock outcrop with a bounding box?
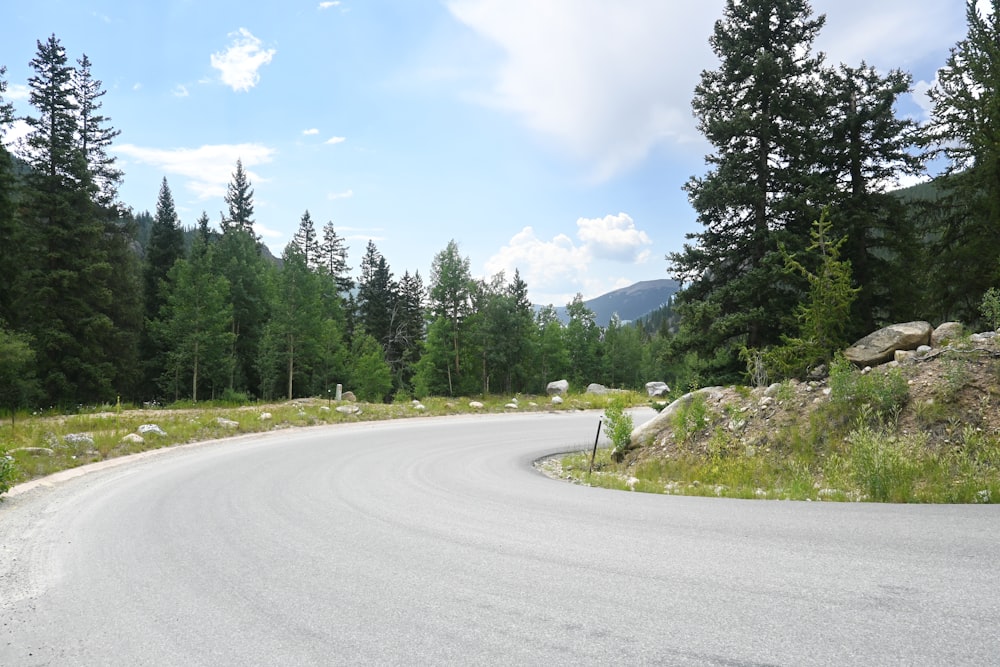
[546,379,569,396]
[645,381,670,398]
[630,387,724,447]
[844,321,932,367]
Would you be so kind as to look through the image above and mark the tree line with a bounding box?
[2,1,999,411]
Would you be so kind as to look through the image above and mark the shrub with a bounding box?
[847,422,918,502]
[981,287,1000,330]
[828,355,909,425]
[0,450,16,497]
[672,393,709,443]
[604,395,634,462]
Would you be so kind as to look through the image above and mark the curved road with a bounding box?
[1,410,998,665]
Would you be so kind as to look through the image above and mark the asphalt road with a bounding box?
[1,410,998,666]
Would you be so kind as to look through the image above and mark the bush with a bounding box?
[0,451,16,497]
[604,395,634,462]
[847,422,918,502]
[828,355,909,424]
[981,287,1000,330]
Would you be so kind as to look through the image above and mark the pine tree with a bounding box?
[144,178,185,320]
[356,240,396,349]
[924,0,1000,320]
[669,0,828,381]
[564,294,601,388]
[319,220,353,293]
[223,158,256,237]
[20,35,118,404]
[293,210,320,269]
[391,270,425,391]
[74,53,122,208]
[819,63,924,332]
[533,305,569,393]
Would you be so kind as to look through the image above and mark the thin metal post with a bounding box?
[588,418,602,475]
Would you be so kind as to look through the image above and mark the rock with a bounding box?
[469,401,484,409]
[764,382,782,397]
[121,433,144,445]
[844,321,932,367]
[551,395,564,405]
[259,412,272,421]
[971,331,997,343]
[630,387,724,446]
[412,403,426,411]
[932,321,964,346]
[586,383,609,395]
[645,381,670,398]
[63,433,95,446]
[895,350,917,363]
[319,406,330,412]
[216,418,239,428]
[341,391,357,402]
[336,405,361,415]
[546,379,569,396]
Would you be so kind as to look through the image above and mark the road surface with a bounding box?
[2,410,998,665]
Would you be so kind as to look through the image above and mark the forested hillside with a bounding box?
[1,1,999,413]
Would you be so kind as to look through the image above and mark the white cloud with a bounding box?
[303,128,320,135]
[448,0,969,182]
[327,189,354,200]
[576,213,652,262]
[114,143,276,199]
[172,84,189,98]
[485,212,652,301]
[325,136,346,145]
[0,119,30,147]
[318,1,341,8]
[6,84,29,101]
[211,28,276,93]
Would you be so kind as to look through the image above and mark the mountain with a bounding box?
[542,279,681,327]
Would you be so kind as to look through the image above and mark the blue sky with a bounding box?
[0,1,973,305]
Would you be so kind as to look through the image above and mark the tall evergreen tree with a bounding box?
[20,35,118,403]
[356,240,396,350]
[223,158,256,237]
[74,53,122,208]
[532,305,569,393]
[293,210,320,269]
[319,220,353,294]
[924,0,1000,321]
[390,270,425,391]
[669,0,827,382]
[564,294,601,388]
[428,240,472,391]
[144,178,185,320]
[820,63,925,332]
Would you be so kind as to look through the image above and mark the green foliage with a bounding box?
[0,450,16,497]
[603,395,634,462]
[761,211,860,379]
[981,288,1000,330]
[671,393,709,444]
[0,328,40,424]
[846,422,918,502]
[349,333,393,403]
[828,356,909,425]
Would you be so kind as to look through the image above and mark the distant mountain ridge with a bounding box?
[541,279,681,327]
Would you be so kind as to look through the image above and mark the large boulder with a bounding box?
[645,381,670,398]
[546,379,569,396]
[630,387,724,447]
[932,321,964,347]
[586,383,609,395]
[341,391,357,403]
[844,321,933,367]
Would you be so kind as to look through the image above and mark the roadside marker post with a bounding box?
[588,418,602,476]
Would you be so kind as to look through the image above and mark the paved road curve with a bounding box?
[2,410,998,665]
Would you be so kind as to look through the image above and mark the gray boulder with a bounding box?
[336,405,361,415]
[138,423,167,437]
[932,321,964,347]
[586,383,609,395]
[341,391,357,403]
[630,387,724,447]
[844,321,933,367]
[645,381,670,398]
[546,379,569,396]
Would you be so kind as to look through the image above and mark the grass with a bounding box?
[0,391,642,496]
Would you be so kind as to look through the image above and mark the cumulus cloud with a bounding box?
[447,0,967,181]
[485,212,652,301]
[114,142,276,199]
[211,28,276,93]
[318,1,341,8]
[172,84,189,98]
[576,213,652,262]
[325,136,346,145]
[302,128,320,135]
[6,84,29,101]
